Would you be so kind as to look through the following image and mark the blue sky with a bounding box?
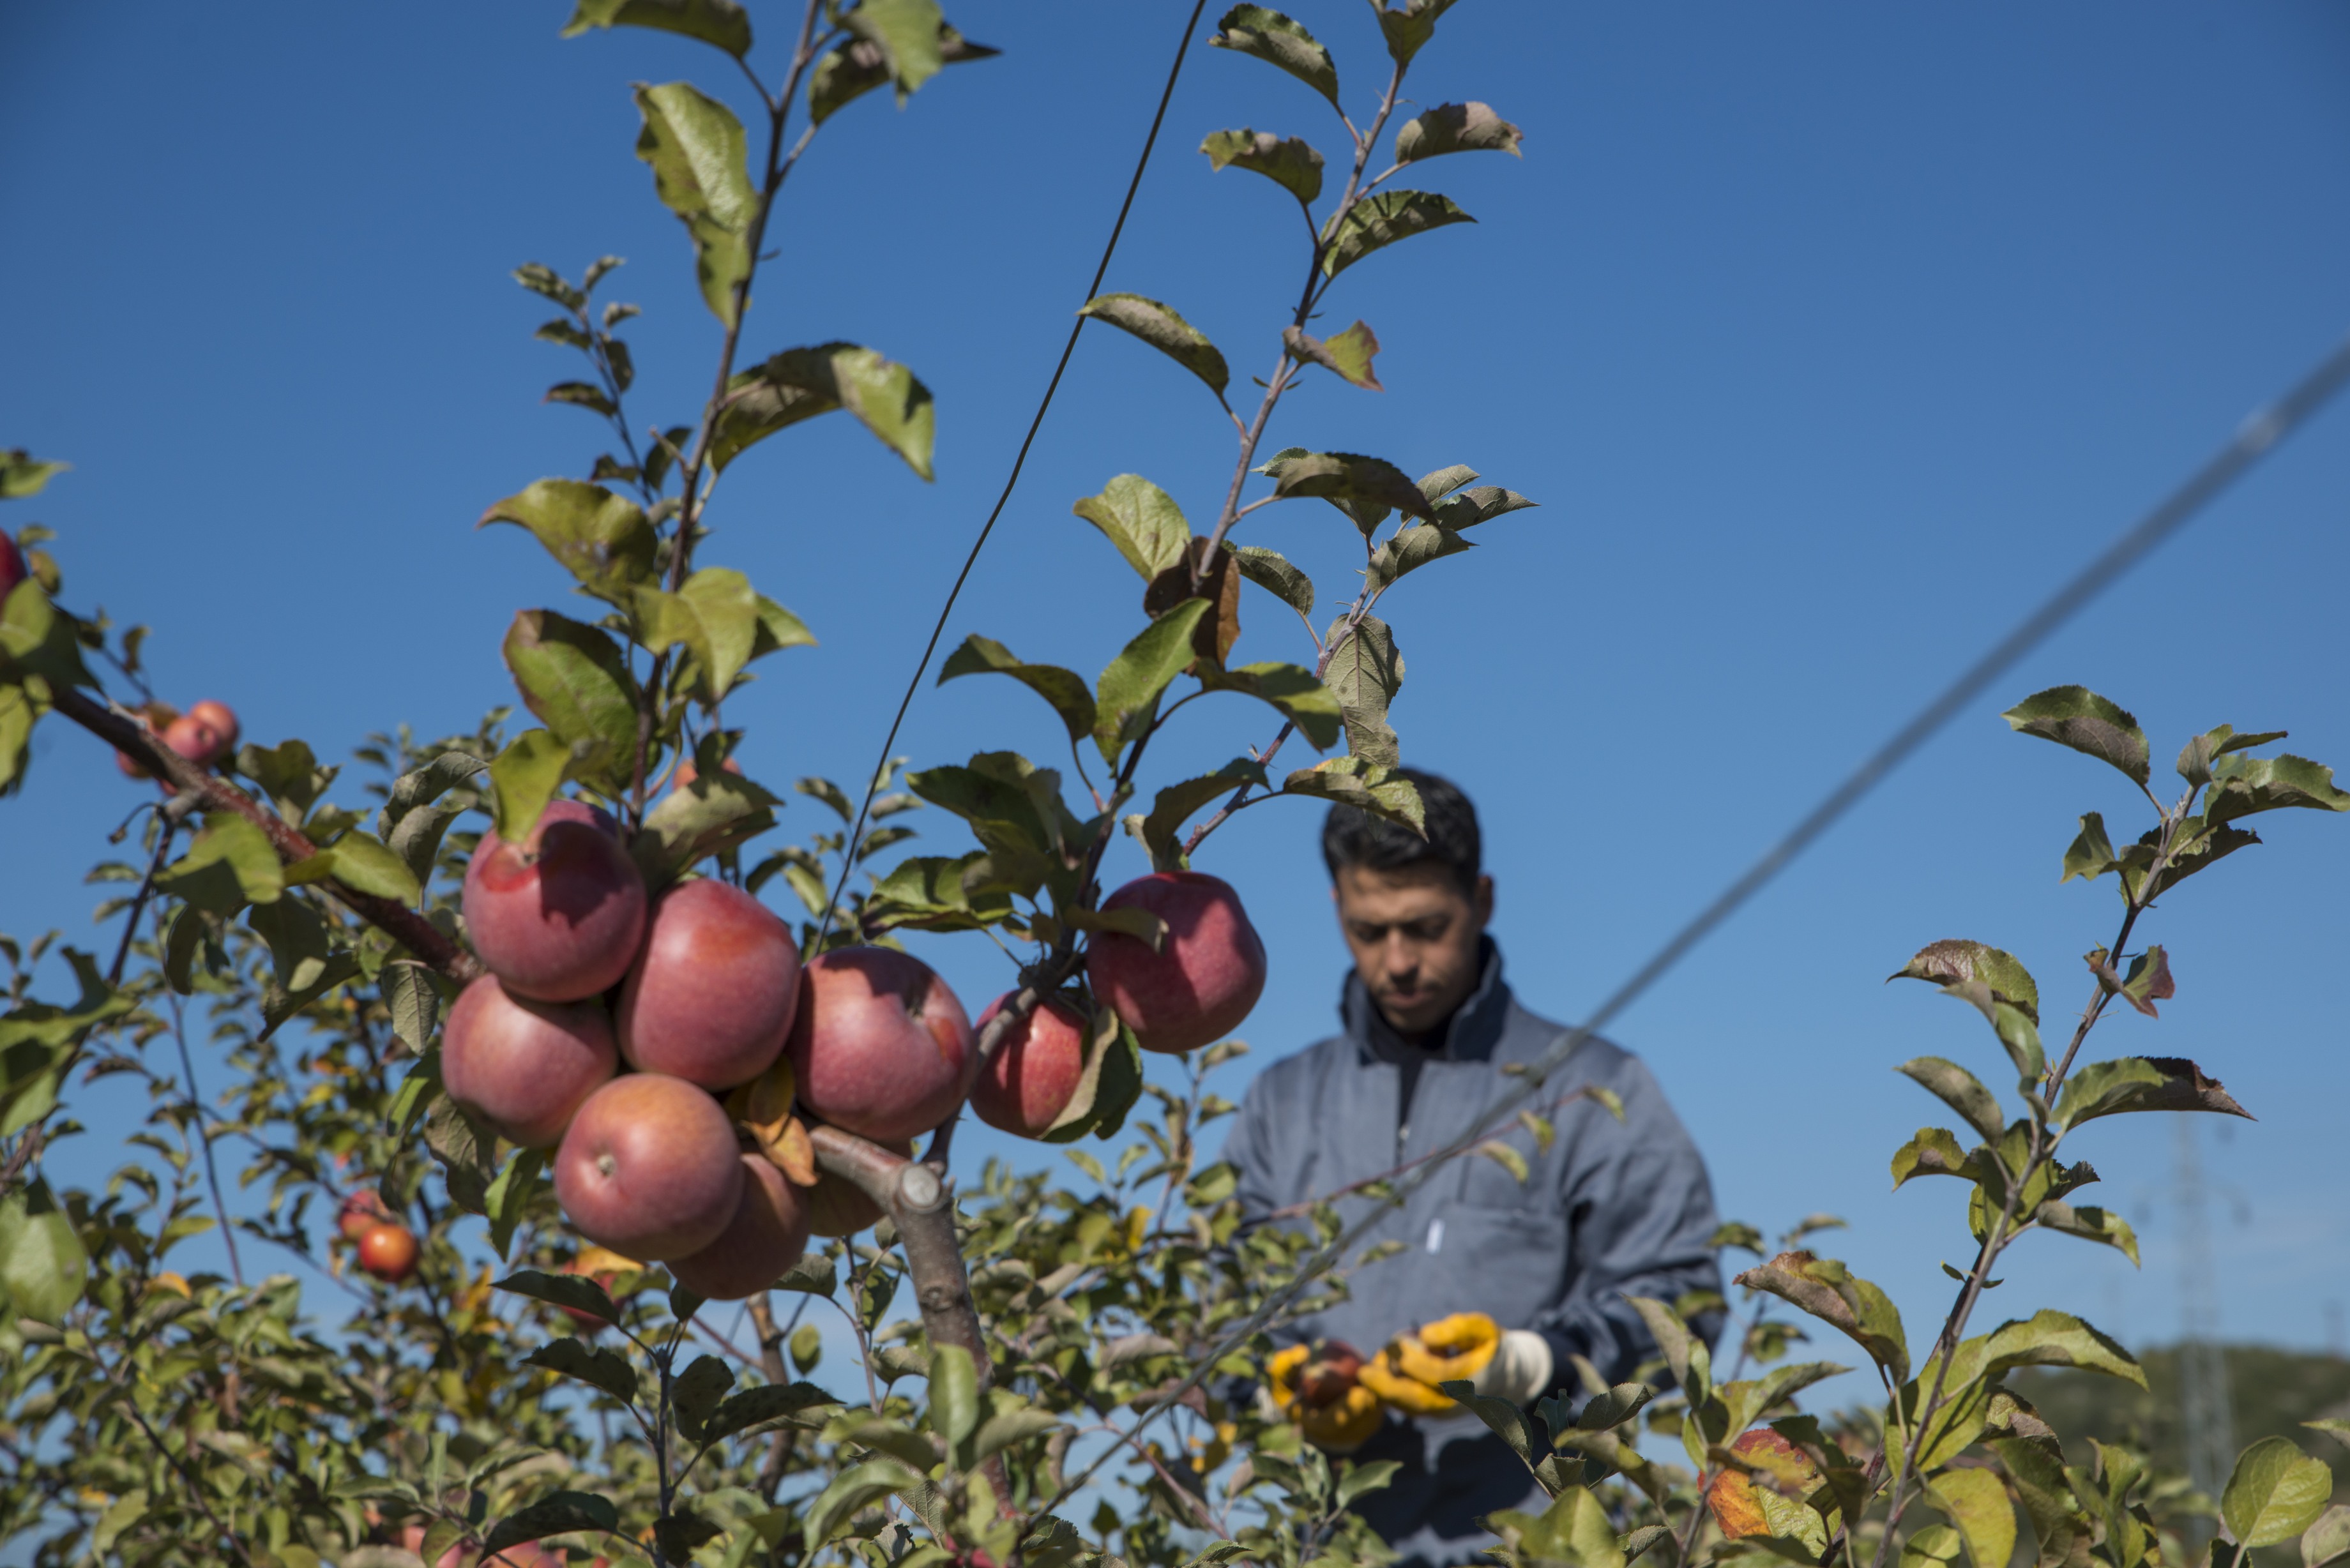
[6,0,2350,1428]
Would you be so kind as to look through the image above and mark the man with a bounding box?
[1224,769,1724,1567]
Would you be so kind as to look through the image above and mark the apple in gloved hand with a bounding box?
[1266,1339,1383,1451]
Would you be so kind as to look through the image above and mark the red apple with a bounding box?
[1086,871,1266,1054]
[160,712,228,770]
[669,756,743,792]
[668,1156,812,1300]
[462,799,647,1002]
[1297,1341,1365,1407]
[784,947,974,1142]
[617,878,799,1091]
[338,1187,395,1240]
[185,699,239,753]
[553,1074,742,1261]
[442,976,618,1147]
[358,1223,419,1283]
[968,994,1088,1138]
[800,1139,912,1238]
[0,534,24,603]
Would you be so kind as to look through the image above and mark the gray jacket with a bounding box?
[1223,942,1722,1565]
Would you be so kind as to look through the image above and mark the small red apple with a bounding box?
[441,976,618,1147]
[1086,871,1267,1053]
[185,699,239,753]
[1296,1341,1365,1407]
[785,947,974,1142]
[668,1156,812,1300]
[553,1073,743,1261]
[338,1187,396,1241]
[968,994,1088,1138]
[616,878,799,1091]
[462,799,647,1002]
[358,1223,419,1283]
[0,534,24,603]
[160,712,229,770]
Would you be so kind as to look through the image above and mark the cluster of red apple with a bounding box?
[114,697,241,781]
[443,779,1270,1300]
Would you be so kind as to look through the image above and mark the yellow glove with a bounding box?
[1265,1341,1384,1452]
[1358,1313,1554,1413]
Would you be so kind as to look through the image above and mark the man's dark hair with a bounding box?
[1321,767,1482,896]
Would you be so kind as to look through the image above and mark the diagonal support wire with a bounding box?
[815,0,1213,945]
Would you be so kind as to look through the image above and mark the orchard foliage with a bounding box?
[2,4,2347,1568]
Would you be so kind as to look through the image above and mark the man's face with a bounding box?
[1333,861,1495,1041]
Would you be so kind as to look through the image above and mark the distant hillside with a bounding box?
[2006,1345,2350,1500]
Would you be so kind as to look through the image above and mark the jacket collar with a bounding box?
[1342,936,1512,1065]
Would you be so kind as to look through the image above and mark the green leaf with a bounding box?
[487,730,591,846]
[633,81,759,327]
[1079,294,1229,398]
[671,1353,736,1442]
[807,17,996,125]
[702,1380,839,1442]
[2031,1201,2139,1265]
[632,767,782,888]
[2225,1438,2335,1548]
[2058,1055,2251,1126]
[834,345,937,479]
[1731,1251,1909,1382]
[2302,1505,2350,1568]
[1232,545,1315,619]
[2002,686,2151,788]
[1926,1467,2017,1568]
[1430,483,1538,530]
[1042,1013,1144,1144]
[1282,756,1423,834]
[1978,1309,2144,1386]
[1895,1058,2007,1144]
[930,1342,980,1451]
[504,610,639,760]
[971,1408,1062,1466]
[2206,752,2350,825]
[2177,725,2289,787]
[1323,614,1404,765]
[1367,520,1472,591]
[1889,940,2040,1023]
[847,0,947,94]
[939,636,1097,744]
[0,1180,86,1325]
[1199,662,1342,750]
[1135,759,1268,871]
[307,832,418,905]
[1366,0,1459,66]
[1927,976,2045,1087]
[638,566,761,700]
[1263,450,1431,531]
[0,449,68,500]
[156,814,284,913]
[709,343,846,471]
[1476,1140,1529,1184]
[1074,474,1192,582]
[484,1148,547,1262]
[2061,811,2119,884]
[805,1458,923,1551]
[483,1491,621,1555]
[526,1338,641,1404]
[561,0,748,54]
[1900,1525,1967,1568]
[1395,101,1522,163]
[1208,5,1338,106]
[0,580,91,690]
[89,1489,148,1557]
[1094,600,1211,764]
[478,479,656,605]
[1321,190,1474,279]
[1284,320,1382,391]
[1201,128,1324,206]
[0,684,34,792]
[496,1267,620,1325]
[1890,1127,1971,1189]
